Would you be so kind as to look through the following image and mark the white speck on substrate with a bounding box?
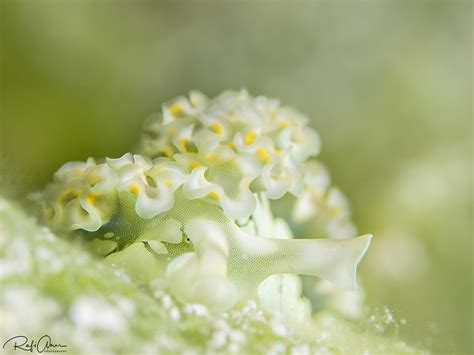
[270,320,287,337]
[241,300,257,314]
[290,344,310,355]
[209,330,227,348]
[0,239,32,279]
[266,342,286,355]
[161,295,173,309]
[228,342,240,353]
[170,306,181,321]
[115,297,136,317]
[213,319,230,331]
[316,331,329,344]
[1,287,61,334]
[229,330,246,344]
[70,296,127,333]
[184,303,209,317]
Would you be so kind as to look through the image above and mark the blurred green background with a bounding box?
[1,1,472,353]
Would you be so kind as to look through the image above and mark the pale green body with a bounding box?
[101,194,371,311]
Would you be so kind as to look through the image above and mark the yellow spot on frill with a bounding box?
[169,103,183,116]
[88,175,101,186]
[280,120,289,128]
[330,207,342,217]
[129,184,140,195]
[211,122,223,136]
[244,131,256,145]
[207,192,220,201]
[159,147,174,158]
[256,147,270,164]
[86,193,97,205]
[179,138,189,152]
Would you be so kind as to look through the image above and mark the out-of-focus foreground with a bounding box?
[0,1,471,353]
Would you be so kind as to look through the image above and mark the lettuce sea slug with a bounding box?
[34,90,372,325]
